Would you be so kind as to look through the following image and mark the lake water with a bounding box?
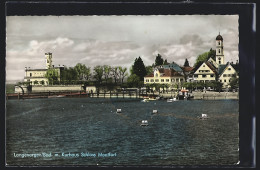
[6,98,239,166]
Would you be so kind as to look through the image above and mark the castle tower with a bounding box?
[216,33,225,65]
[45,52,53,69]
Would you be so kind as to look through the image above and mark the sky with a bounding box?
[6,15,239,82]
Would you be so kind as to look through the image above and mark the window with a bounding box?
[166,79,169,82]
[224,79,226,82]
[146,79,149,82]
[171,79,174,82]
[219,61,221,64]
[151,79,154,82]
[223,74,227,77]
[155,73,158,77]
[161,79,164,82]
[155,79,159,82]
[203,65,205,67]
[176,78,179,82]
[229,79,231,82]
[194,75,198,78]
[228,68,231,70]
[220,80,222,82]
[211,75,214,77]
[30,73,32,77]
[218,41,220,45]
[202,75,206,78]
[219,49,220,53]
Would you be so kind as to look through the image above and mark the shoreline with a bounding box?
[6,91,239,100]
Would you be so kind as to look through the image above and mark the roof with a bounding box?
[193,61,217,75]
[25,67,63,71]
[162,62,183,72]
[145,73,154,77]
[216,34,223,41]
[26,69,47,71]
[182,66,194,72]
[144,68,183,78]
[205,61,218,74]
[218,63,228,75]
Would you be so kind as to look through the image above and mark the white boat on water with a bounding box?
[140,120,148,126]
[167,98,177,102]
[141,99,149,102]
[116,109,122,113]
[152,110,158,114]
[198,114,209,119]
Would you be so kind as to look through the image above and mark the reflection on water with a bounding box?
[6,98,239,166]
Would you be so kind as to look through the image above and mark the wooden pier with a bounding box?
[6,90,155,100]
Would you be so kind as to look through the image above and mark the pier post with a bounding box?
[104,92,105,98]
[116,92,118,98]
[123,90,124,99]
[110,91,111,98]
[136,90,138,99]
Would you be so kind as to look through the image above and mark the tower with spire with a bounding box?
[215,32,225,65]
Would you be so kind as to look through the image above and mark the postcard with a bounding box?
[5,2,255,168]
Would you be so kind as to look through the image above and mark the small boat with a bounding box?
[140,120,148,126]
[116,109,122,113]
[143,95,158,101]
[198,114,209,120]
[167,98,177,102]
[177,88,194,100]
[141,99,149,102]
[152,110,158,114]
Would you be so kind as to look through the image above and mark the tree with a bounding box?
[74,63,91,81]
[33,80,39,85]
[60,67,78,84]
[155,54,164,66]
[118,66,128,84]
[93,65,104,85]
[127,74,140,87]
[132,56,147,80]
[184,58,190,67]
[111,66,119,84]
[45,68,59,85]
[103,65,112,84]
[163,59,169,65]
[193,49,216,68]
[145,66,153,75]
[216,81,223,92]
[229,77,239,90]
[40,80,45,85]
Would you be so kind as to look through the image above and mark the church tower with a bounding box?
[45,52,53,69]
[216,33,225,65]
